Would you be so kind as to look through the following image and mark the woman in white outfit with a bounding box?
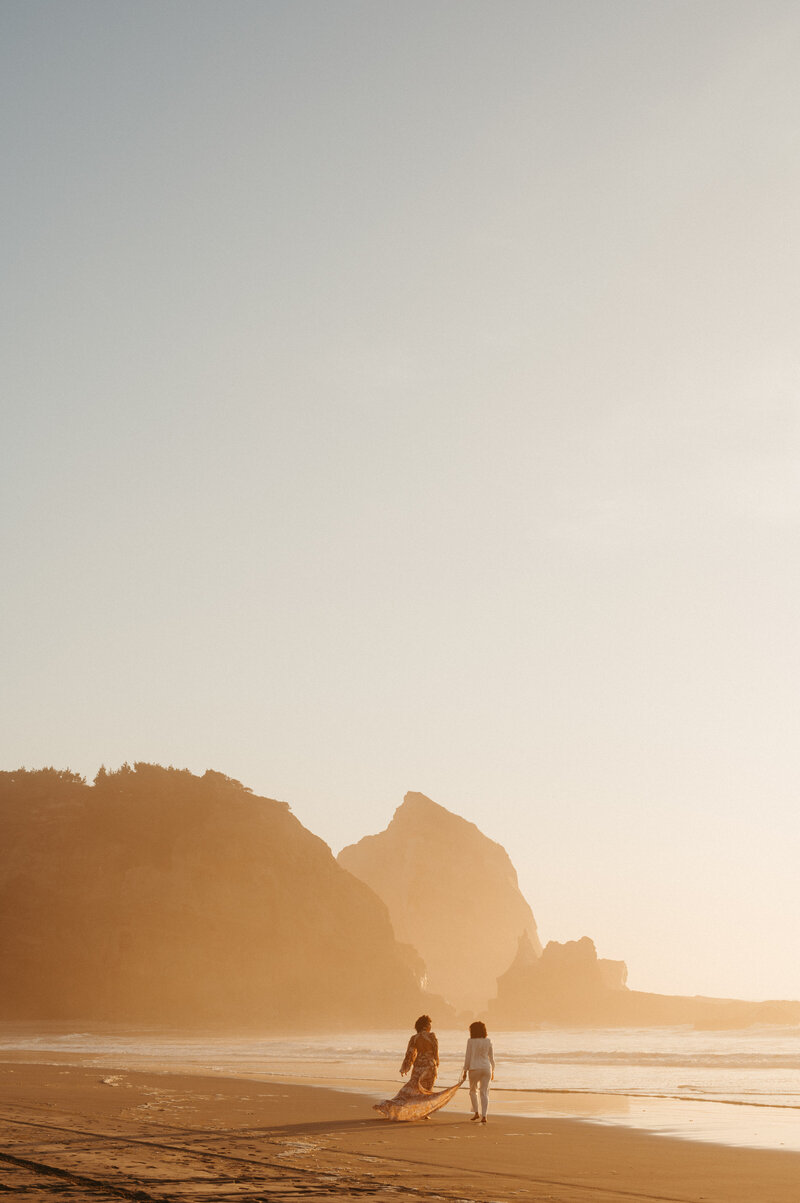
[460,1020,495,1123]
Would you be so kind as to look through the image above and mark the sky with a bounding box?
[3,0,800,1003]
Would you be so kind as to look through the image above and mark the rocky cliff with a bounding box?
[337,791,542,1012]
[0,764,435,1029]
[489,934,800,1029]
[489,935,629,1026]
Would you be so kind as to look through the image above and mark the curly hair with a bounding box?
[414,1014,432,1033]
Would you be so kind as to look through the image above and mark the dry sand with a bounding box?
[1,1057,798,1201]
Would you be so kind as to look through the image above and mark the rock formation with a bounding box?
[489,935,629,1026]
[489,934,800,1029]
[0,764,440,1029]
[337,791,542,1012]
[6,766,795,1032]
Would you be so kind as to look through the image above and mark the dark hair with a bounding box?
[414,1014,432,1033]
[469,1020,487,1039]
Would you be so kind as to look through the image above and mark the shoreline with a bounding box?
[3,1040,799,1155]
[2,1057,800,1202]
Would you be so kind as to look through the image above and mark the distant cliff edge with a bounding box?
[489,933,800,1029]
[337,789,799,1030]
[0,764,444,1030]
[3,768,796,1033]
[338,791,542,1012]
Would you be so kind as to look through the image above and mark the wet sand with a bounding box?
[1,1058,799,1201]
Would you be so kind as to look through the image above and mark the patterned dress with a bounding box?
[373,1030,460,1121]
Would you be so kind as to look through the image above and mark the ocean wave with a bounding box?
[507,1051,800,1069]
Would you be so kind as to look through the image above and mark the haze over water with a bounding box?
[3,1,800,1003]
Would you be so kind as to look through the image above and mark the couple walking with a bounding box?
[374,1015,495,1123]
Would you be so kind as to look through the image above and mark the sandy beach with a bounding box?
[2,1055,799,1202]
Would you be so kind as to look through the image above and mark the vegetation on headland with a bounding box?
[0,763,438,1029]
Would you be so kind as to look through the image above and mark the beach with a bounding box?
[2,1053,799,1202]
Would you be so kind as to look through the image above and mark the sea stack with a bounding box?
[338,791,541,1012]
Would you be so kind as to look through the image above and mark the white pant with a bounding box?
[468,1069,491,1117]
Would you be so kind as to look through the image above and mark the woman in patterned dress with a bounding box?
[373,1015,460,1121]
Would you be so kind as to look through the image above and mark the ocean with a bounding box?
[3,1025,799,1152]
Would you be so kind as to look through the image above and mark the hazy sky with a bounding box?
[3,1,800,1003]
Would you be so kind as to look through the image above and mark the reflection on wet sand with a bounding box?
[496,1088,632,1118]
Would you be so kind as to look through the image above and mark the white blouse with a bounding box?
[463,1036,495,1073]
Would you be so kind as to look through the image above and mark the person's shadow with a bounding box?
[239,1113,460,1138]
